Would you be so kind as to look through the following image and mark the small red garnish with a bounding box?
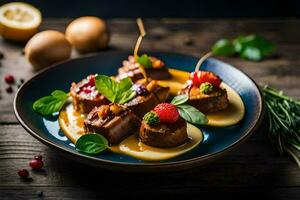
[153,103,179,123]
[78,75,96,94]
[4,75,15,84]
[190,70,221,87]
[29,159,44,170]
[18,169,29,178]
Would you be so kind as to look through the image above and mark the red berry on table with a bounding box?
[4,75,15,84]
[29,159,44,170]
[18,169,29,178]
[6,86,13,93]
[153,103,179,123]
[34,155,43,161]
[189,70,221,87]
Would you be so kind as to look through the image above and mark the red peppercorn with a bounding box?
[6,86,13,93]
[4,75,15,84]
[29,159,44,170]
[34,155,43,161]
[18,169,29,178]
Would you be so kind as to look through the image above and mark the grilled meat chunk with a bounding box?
[125,80,169,118]
[70,75,109,113]
[84,103,141,144]
[179,82,229,113]
[116,55,171,82]
[140,117,188,148]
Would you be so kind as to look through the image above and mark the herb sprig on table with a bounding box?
[211,35,276,61]
[263,86,300,168]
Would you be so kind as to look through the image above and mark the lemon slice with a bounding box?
[0,2,41,42]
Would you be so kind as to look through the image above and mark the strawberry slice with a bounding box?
[190,70,221,87]
[153,103,179,123]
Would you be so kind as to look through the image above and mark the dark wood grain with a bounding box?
[0,18,299,199]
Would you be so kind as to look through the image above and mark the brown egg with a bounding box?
[65,16,109,53]
[24,30,72,70]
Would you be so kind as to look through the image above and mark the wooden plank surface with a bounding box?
[0,19,299,199]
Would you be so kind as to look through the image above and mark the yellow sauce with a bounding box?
[58,68,245,160]
[58,100,86,143]
[110,123,203,161]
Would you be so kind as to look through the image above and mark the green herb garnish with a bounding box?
[176,104,208,125]
[95,75,136,104]
[263,86,300,168]
[171,94,208,125]
[211,35,276,61]
[200,82,214,94]
[212,39,235,56]
[33,90,68,116]
[171,94,189,106]
[136,54,152,68]
[143,111,160,126]
[75,133,108,155]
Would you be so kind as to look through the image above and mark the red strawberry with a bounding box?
[153,103,179,123]
[190,70,221,87]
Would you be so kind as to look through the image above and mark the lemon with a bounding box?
[0,2,41,42]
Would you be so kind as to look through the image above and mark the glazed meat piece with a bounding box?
[179,81,229,113]
[140,117,188,148]
[70,75,109,113]
[125,80,169,118]
[84,103,141,144]
[116,55,171,82]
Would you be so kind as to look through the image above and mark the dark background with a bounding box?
[1,0,299,18]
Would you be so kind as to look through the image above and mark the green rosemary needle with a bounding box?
[262,86,300,168]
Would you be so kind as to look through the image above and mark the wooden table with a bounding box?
[0,19,299,199]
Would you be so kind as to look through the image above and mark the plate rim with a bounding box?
[13,50,265,172]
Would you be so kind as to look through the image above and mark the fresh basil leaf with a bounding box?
[51,90,67,98]
[75,133,108,155]
[212,39,235,56]
[177,104,208,125]
[171,94,189,106]
[95,75,135,104]
[116,89,136,104]
[33,90,68,116]
[241,46,262,61]
[137,54,152,68]
[118,77,133,92]
[233,35,276,56]
[95,75,118,102]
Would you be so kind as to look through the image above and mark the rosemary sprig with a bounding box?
[262,85,300,168]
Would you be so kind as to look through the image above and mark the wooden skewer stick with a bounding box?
[134,18,146,59]
[194,52,213,71]
[133,18,148,81]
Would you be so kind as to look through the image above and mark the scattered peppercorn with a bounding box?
[143,111,160,126]
[18,169,29,178]
[6,86,13,93]
[0,51,4,59]
[200,82,214,94]
[4,75,15,84]
[20,78,25,84]
[29,159,44,170]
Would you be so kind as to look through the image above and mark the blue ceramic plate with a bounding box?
[14,51,264,172]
